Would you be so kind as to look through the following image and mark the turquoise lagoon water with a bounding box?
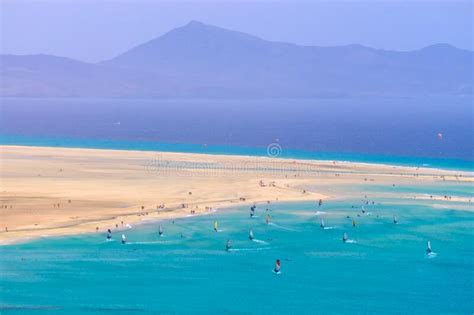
[1,186,473,314]
[365,183,474,198]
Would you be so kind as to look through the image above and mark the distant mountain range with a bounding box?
[1,21,472,98]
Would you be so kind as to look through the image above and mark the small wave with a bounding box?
[229,247,271,252]
[323,226,335,230]
[125,241,163,245]
[315,211,326,216]
[344,239,357,244]
[0,305,59,310]
[100,239,116,243]
[268,222,296,231]
[427,252,438,258]
[252,239,268,244]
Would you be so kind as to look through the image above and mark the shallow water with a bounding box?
[1,184,473,314]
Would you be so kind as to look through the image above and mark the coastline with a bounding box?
[2,134,473,172]
[1,145,472,245]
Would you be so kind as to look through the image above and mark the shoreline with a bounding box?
[1,137,473,172]
[3,144,473,175]
[1,145,472,245]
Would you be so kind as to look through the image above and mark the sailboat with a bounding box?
[250,205,256,217]
[249,229,254,240]
[393,215,398,224]
[106,228,112,240]
[274,259,281,274]
[158,225,163,236]
[214,221,218,232]
[342,232,348,243]
[121,234,127,244]
[426,241,432,254]
[226,239,232,251]
[320,218,325,229]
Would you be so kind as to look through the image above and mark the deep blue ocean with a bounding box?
[1,97,473,170]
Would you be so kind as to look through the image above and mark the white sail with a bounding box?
[343,232,348,242]
[320,218,325,228]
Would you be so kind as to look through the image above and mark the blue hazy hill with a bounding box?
[1,21,472,98]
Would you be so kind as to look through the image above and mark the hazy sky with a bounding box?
[1,0,472,63]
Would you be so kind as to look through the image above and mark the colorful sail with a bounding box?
[274,259,281,273]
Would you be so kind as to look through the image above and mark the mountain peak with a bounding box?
[179,20,222,33]
[185,20,206,27]
[90,22,474,98]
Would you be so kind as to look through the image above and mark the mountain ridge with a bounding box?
[1,21,472,98]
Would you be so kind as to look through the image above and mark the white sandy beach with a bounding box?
[0,145,472,244]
